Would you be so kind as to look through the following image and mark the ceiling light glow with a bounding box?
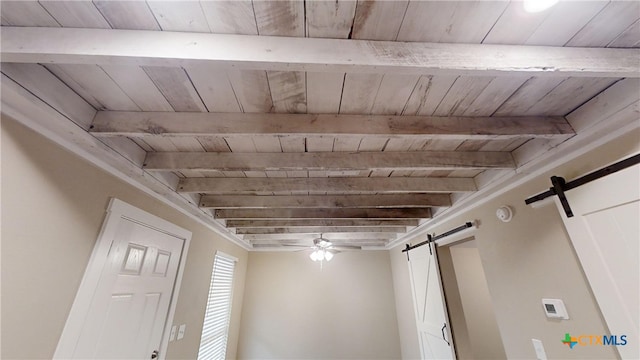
[324,251,334,262]
[523,0,558,13]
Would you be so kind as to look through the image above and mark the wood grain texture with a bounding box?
[226,219,419,228]
[5,27,638,77]
[403,75,457,116]
[566,1,640,47]
[494,77,568,116]
[352,0,408,40]
[177,177,476,194]
[253,0,305,36]
[186,66,241,112]
[215,207,432,219]
[93,1,160,30]
[243,232,397,240]
[1,1,60,26]
[398,1,507,43]
[199,194,451,209]
[339,73,383,114]
[1,63,96,129]
[200,0,257,35]
[236,227,406,234]
[462,77,530,116]
[43,64,102,109]
[371,74,420,115]
[227,70,273,112]
[523,1,607,46]
[306,72,344,113]
[251,239,387,246]
[306,0,357,38]
[144,151,515,171]
[565,78,640,133]
[481,1,552,45]
[39,1,111,28]
[100,65,174,111]
[142,66,207,112]
[433,76,493,116]
[46,64,139,111]
[607,20,640,48]
[146,0,210,32]
[91,111,574,139]
[267,71,307,113]
[521,77,620,116]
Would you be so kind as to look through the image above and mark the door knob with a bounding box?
[151,350,159,359]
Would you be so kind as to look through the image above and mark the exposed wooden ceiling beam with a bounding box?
[179,177,476,194]
[243,233,397,241]
[200,194,451,209]
[146,151,515,172]
[225,219,419,228]
[214,208,432,219]
[92,112,574,139]
[3,27,638,77]
[236,227,407,235]
[251,240,387,248]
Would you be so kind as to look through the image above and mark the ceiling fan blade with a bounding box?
[330,245,362,250]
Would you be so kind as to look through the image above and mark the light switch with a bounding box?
[177,324,186,340]
[532,339,547,360]
[169,325,177,342]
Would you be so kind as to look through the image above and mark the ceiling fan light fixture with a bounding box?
[523,0,558,13]
[317,239,331,248]
[309,250,322,261]
[324,250,334,262]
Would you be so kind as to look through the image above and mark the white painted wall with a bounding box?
[237,250,402,359]
[1,117,248,359]
[390,128,640,359]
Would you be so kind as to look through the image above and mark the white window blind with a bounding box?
[198,252,236,360]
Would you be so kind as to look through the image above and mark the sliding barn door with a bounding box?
[408,242,456,359]
[556,160,639,359]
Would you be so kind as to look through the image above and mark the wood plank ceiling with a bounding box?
[1,0,638,250]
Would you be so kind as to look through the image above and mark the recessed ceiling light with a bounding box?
[523,0,559,13]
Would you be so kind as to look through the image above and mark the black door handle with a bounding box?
[441,323,450,346]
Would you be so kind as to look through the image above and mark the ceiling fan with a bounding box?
[280,234,362,261]
[281,235,361,262]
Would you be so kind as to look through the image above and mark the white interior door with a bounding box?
[555,160,639,359]
[55,199,191,359]
[408,242,455,359]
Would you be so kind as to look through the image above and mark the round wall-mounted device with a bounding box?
[496,206,513,223]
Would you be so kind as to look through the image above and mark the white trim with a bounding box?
[54,198,192,359]
[215,250,239,263]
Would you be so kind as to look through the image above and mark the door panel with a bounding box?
[408,243,455,359]
[557,162,639,359]
[56,198,188,359]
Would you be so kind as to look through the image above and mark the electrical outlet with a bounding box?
[177,324,186,340]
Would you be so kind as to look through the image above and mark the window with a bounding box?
[198,252,237,359]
